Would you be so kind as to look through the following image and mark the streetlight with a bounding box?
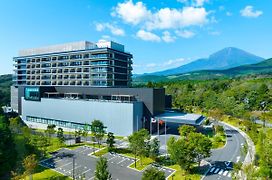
[72,156,75,180]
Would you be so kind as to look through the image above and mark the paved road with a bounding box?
[203,122,246,180]
[255,119,272,128]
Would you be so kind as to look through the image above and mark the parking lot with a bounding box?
[40,146,175,180]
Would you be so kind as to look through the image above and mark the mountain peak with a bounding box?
[149,47,264,76]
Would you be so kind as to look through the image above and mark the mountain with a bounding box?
[150,47,264,76]
[133,58,272,83]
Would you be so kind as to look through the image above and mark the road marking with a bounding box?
[79,148,91,153]
[66,165,81,174]
[218,169,224,175]
[57,162,72,169]
[54,158,64,163]
[81,168,91,175]
[223,170,228,176]
[210,167,215,173]
[88,176,95,180]
[108,156,117,161]
[117,158,127,164]
[228,173,231,177]
[214,168,220,174]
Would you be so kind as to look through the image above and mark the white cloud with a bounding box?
[95,23,125,36]
[136,30,161,42]
[113,0,151,25]
[113,1,209,31]
[146,7,209,30]
[175,30,195,38]
[162,31,175,43]
[240,6,263,18]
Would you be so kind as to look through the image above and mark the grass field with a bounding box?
[167,165,201,180]
[26,166,71,180]
[93,147,108,157]
[129,157,154,171]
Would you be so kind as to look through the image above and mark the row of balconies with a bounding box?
[26,75,111,80]
[24,60,123,69]
[25,80,110,86]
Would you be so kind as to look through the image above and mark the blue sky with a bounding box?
[0,0,271,74]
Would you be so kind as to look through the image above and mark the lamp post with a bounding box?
[72,156,75,180]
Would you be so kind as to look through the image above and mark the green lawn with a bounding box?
[93,147,108,157]
[129,157,154,171]
[167,165,201,180]
[26,166,71,180]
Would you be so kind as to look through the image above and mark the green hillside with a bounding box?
[0,74,12,106]
[133,58,272,83]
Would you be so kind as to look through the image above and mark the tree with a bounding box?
[91,120,106,148]
[149,138,160,160]
[188,132,212,167]
[142,167,165,180]
[128,129,150,167]
[167,137,194,171]
[178,125,196,137]
[45,124,56,144]
[22,154,38,180]
[95,157,111,180]
[0,115,17,177]
[21,126,32,141]
[167,131,212,171]
[214,125,224,135]
[106,132,115,152]
[208,109,224,123]
[82,124,90,142]
[75,129,82,143]
[57,127,65,145]
[9,116,21,133]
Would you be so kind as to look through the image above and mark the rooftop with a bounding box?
[19,40,125,56]
[155,110,205,125]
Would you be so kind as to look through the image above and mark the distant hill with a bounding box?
[0,74,12,106]
[149,47,264,76]
[133,58,272,83]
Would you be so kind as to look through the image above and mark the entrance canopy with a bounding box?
[155,110,205,125]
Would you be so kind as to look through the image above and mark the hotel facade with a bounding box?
[11,41,167,136]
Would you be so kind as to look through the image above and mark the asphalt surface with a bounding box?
[40,146,175,180]
[203,122,246,180]
[255,119,272,128]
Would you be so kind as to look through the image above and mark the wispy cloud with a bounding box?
[240,6,263,18]
[136,30,161,42]
[133,57,193,73]
[175,30,195,38]
[95,23,125,36]
[177,0,209,7]
[162,31,176,42]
